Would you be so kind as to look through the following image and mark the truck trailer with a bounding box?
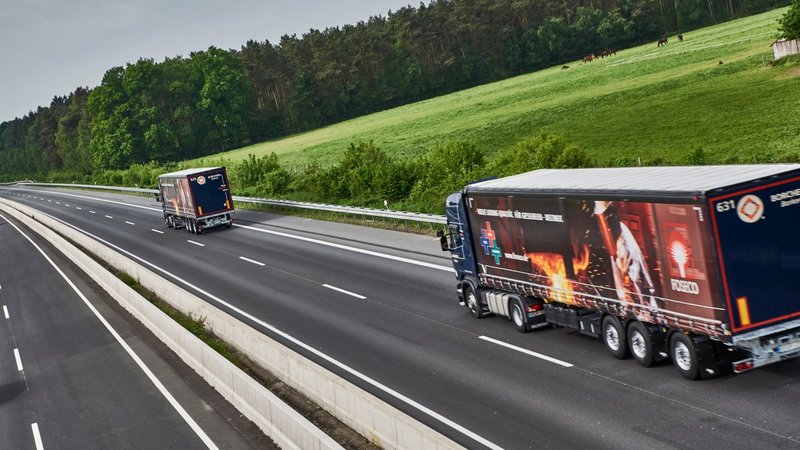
[157,167,234,234]
[439,165,800,379]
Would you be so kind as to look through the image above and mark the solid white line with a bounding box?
[479,336,573,368]
[238,256,265,266]
[151,229,164,234]
[0,213,218,449]
[125,221,135,225]
[3,305,8,319]
[31,423,43,450]
[37,212,499,450]
[14,348,23,371]
[187,240,205,247]
[235,223,454,273]
[104,215,113,219]
[323,284,366,300]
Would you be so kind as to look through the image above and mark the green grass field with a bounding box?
[197,7,799,168]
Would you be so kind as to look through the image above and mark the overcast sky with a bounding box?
[0,0,415,122]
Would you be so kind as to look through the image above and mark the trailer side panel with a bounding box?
[467,193,729,338]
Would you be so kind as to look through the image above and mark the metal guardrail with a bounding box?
[15,182,447,226]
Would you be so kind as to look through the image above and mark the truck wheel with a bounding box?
[465,286,484,319]
[627,321,654,367]
[165,215,173,228]
[510,299,528,333]
[602,315,629,359]
[670,333,700,380]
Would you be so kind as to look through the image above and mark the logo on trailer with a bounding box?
[480,222,502,264]
[736,194,763,223]
[197,176,206,185]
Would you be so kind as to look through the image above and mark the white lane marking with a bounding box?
[151,229,164,234]
[89,211,96,214]
[3,305,8,319]
[15,189,453,274]
[31,423,44,450]
[235,223,454,273]
[187,240,205,247]
[38,213,500,450]
[14,348,23,371]
[55,202,60,205]
[47,200,51,202]
[0,213,218,449]
[104,215,113,219]
[125,221,135,226]
[323,284,366,300]
[65,204,70,207]
[479,336,573,368]
[76,207,82,210]
[238,256,265,266]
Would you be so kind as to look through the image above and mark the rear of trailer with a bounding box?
[158,167,234,233]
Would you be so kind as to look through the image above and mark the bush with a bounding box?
[488,133,591,177]
[779,0,800,40]
[407,141,487,213]
[684,148,707,165]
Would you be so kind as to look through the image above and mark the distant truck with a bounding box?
[439,165,800,379]
[157,167,235,234]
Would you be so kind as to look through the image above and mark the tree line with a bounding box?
[0,0,787,178]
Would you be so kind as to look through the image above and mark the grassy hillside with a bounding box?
[197,7,798,168]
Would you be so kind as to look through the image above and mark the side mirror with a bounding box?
[437,229,450,252]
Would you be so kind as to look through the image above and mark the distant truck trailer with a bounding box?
[157,167,234,234]
[439,165,800,379]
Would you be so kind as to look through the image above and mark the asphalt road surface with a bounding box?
[2,186,799,449]
[0,204,273,449]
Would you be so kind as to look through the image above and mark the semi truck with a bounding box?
[438,165,800,379]
[157,167,235,234]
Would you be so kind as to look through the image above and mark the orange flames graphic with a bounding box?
[527,245,589,304]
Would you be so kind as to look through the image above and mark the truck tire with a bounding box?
[465,286,484,319]
[670,333,700,380]
[627,321,654,367]
[510,299,528,333]
[602,315,629,359]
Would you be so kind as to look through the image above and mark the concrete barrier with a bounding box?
[0,198,462,450]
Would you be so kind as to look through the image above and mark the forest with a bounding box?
[0,0,787,179]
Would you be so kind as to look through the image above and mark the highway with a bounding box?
[0,203,272,449]
[2,186,800,449]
